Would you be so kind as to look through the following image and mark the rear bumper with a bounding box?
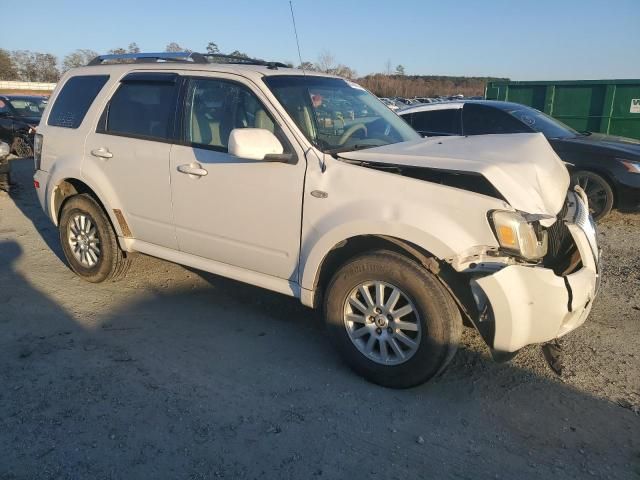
[472,196,599,353]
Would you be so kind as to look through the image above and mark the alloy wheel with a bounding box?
[574,173,609,218]
[343,281,422,365]
[68,213,101,268]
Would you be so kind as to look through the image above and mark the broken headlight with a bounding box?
[490,210,548,261]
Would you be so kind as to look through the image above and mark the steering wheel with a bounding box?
[338,123,367,146]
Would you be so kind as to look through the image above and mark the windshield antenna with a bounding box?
[289,1,306,77]
[290,0,327,172]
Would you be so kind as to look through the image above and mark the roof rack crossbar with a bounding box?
[200,53,288,69]
[87,52,207,66]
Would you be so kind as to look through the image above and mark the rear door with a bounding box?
[169,75,306,281]
[83,72,179,249]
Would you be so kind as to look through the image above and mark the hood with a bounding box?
[557,132,640,159]
[11,115,41,128]
[339,133,569,219]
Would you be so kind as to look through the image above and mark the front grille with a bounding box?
[544,195,580,275]
[547,199,570,259]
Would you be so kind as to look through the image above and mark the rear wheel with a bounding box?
[571,170,614,221]
[324,250,462,388]
[59,194,131,283]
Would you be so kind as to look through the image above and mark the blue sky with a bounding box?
[3,0,639,79]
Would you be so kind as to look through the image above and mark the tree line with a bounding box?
[0,44,505,97]
[358,74,509,98]
[0,41,257,83]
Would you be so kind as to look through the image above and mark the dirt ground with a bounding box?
[1,157,638,479]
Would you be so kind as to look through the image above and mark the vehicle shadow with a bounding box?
[0,241,638,479]
[6,157,65,262]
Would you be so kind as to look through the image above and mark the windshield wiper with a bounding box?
[326,144,382,157]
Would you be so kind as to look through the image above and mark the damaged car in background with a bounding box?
[0,95,47,157]
[34,54,600,388]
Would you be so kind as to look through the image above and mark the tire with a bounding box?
[59,194,131,283]
[11,136,33,158]
[571,170,614,221]
[324,250,462,388]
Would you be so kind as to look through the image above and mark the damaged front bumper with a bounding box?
[470,191,600,354]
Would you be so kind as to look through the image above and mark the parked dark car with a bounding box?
[0,95,47,157]
[399,100,640,220]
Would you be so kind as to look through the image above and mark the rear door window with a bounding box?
[407,109,462,136]
[48,75,109,128]
[462,103,531,135]
[102,74,179,141]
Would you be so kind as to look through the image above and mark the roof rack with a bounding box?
[87,52,207,65]
[87,52,289,69]
[201,53,289,69]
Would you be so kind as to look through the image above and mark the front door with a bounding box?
[169,76,305,281]
[83,73,179,249]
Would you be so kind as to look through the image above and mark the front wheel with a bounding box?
[59,194,132,283]
[324,250,462,388]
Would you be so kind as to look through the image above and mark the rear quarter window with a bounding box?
[48,75,109,128]
[462,104,531,135]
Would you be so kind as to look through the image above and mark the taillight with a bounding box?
[34,133,43,170]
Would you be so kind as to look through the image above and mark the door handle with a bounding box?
[91,147,113,159]
[177,163,208,177]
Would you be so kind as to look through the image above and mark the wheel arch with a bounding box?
[51,177,126,239]
[304,234,479,330]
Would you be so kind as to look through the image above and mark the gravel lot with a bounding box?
[1,157,638,479]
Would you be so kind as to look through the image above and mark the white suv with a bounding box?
[33,52,600,387]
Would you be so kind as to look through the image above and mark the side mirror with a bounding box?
[228,128,291,162]
[0,141,10,160]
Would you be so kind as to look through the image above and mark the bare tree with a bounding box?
[316,50,336,73]
[11,51,59,82]
[0,49,18,80]
[297,61,317,71]
[107,43,141,56]
[166,42,191,53]
[62,49,99,72]
[333,64,357,80]
[384,59,392,76]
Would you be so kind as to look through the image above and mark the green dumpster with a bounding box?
[485,79,640,140]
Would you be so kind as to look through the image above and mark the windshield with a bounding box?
[8,97,47,118]
[506,106,579,139]
[263,76,420,153]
